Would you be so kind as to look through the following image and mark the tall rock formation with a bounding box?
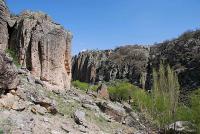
[72,45,149,88]
[8,11,72,89]
[0,0,10,50]
[0,0,72,90]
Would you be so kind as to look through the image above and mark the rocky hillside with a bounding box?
[150,30,200,91]
[0,0,72,90]
[72,30,200,92]
[0,68,156,134]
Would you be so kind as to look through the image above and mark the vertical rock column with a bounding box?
[0,0,10,50]
[36,29,72,90]
[8,11,72,90]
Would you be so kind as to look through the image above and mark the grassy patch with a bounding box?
[46,91,81,117]
[85,110,119,133]
[0,129,3,134]
[72,80,89,91]
[72,80,99,91]
[190,89,200,133]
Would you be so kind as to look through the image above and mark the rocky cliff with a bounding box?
[0,0,10,50]
[72,30,200,91]
[149,30,200,92]
[8,11,72,89]
[0,0,72,90]
[72,45,149,88]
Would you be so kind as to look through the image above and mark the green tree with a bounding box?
[108,82,135,102]
[151,63,180,129]
[190,89,200,132]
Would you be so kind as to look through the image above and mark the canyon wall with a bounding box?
[72,30,200,91]
[72,46,149,88]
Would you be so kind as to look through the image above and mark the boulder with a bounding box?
[97,84,109,99]
[0,93,19,109]
[96,101,126,122]
[31,105,47,115]
[166,121,196,134]
[12,100,27,111]
[73,110,87,127]
[0,51,19,93]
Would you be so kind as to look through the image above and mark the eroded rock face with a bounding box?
[9,11,72,89]
[0,51,19,93]
[0,0,10,50]
[72,45,149,88]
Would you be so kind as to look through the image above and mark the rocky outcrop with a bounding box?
[149,30,200,91]
[166,121,196,134]
[97,84,109,99]
[8,11,72,89]
[72,30,200,91]
[0,0,10,50]
[0,0,72,89]
[96,101,126,122]
[72,45,149,88]
[0,51,19,93]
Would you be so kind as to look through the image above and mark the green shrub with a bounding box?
[0,129,3,134]
[176,104,192,121]
[72,80,100,91]
[108,81,135,101]
[72,80,89,90]
[5,49,20,67]
[131,63,180,129]
[151,64,180,128]
[132,89,153,112]
[190,89,200,132]
[90,84,99,91]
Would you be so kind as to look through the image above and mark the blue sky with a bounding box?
[7,0,200,55]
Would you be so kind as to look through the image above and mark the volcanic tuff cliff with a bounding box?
[0,0,72,89]
[72,30,200,92]
[72,46,149,88]
[0,0,10,50]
